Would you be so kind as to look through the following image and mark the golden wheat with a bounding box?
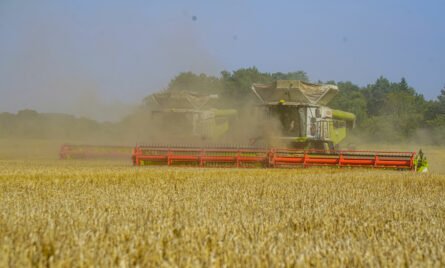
[0,159,444,267]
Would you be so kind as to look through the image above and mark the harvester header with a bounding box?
[59,144,132,159]
[132,145,418,170]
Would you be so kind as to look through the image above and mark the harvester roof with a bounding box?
[252,80,339,106]
[149,91,218,110]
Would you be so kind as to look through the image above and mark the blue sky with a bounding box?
[0,0,444,120]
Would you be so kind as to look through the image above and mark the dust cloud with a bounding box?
[131,89,288,149]
[0,1,223,123]
[0,1,232,157]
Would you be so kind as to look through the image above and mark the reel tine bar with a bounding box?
[133,146,416,170]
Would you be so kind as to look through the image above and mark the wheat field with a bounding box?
[1,158,444,267]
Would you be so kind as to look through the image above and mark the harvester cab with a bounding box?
[252,80,356,150]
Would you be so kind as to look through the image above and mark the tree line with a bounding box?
[1,67,444,144]
[164,68,445,144]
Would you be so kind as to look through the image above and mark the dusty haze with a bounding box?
[1,1,444,122]
[0,1,223,121]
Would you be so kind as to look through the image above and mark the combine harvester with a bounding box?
[133,80,428,172]
[146,90,238,142]
[59,91,237,160]
[60,144,132,160]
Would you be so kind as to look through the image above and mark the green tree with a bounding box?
[362,76,392,116]
[425,86,445,127]
[271,71,309,81]
[398,77,409,92]
[437,86,445,115]
[164,68,309,107]
[167,72,223,94]
[329,81,368,123]
[359,77,428,141]
[361,115,403,142]
[380,91,424,136]
[424,87,445,144]
[221,67,274,106]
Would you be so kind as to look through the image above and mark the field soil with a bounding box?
[0,158,444,266]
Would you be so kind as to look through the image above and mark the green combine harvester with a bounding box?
[146,80,356,150]
[147,91,237,143]
[133,80,427,171]
[251,80,356,150]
